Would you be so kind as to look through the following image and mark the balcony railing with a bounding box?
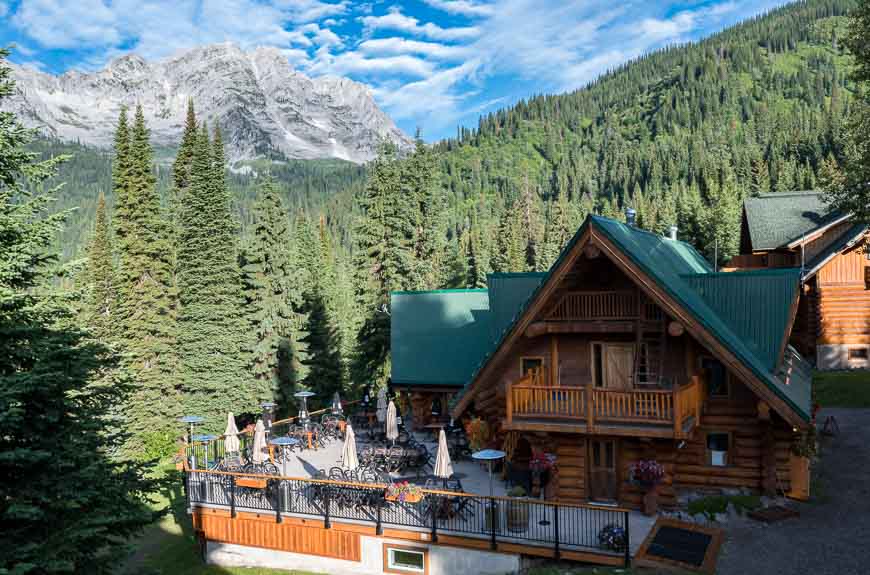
[545,290,665,322]
[183,469,631,564]
[507,375,704,438]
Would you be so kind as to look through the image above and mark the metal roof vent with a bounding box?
[625,207,637,227]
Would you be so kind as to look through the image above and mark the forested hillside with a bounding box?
[435,0,856,274]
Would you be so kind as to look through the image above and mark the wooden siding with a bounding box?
[817,243,868,285]
[194,510,362,562]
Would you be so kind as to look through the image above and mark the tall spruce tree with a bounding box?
[115,105,178,447]
[82,192,117,341]
[177,124,251,425]
[823,1,870,222]
[0,49,159,573]
[241,175,301,410]
[169,99,198,274]
[299,290,346,408]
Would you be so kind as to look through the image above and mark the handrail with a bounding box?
[547,290,640,321]
[183,466,633,512]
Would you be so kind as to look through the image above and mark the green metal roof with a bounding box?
[803,223,869,280]
[743,191,842,251]
[487,273,546,342]
[682,269,801,371]
[390,289,491,387]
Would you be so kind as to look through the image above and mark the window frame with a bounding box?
[520,356,544,378]
[383,545,428,575]
[848,347,869,361]
[705,431,732,468]
[699,356,730,399]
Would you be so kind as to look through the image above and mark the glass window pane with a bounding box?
[389,549,425,572]
[605,442,614,468]
[592,441,601,466]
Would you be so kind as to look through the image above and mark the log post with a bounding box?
[506,381,513,425]
[758,402,777,496]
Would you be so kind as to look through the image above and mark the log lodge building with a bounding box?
[392,213,815,509]
[725,191,869,371]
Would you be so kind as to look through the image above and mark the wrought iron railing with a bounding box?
[184,469,631,564]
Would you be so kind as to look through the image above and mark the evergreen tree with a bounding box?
[824,1,870,222]
[168,99,198,274]
[241,175,301,410]
[405,135,446,290]
[177,124,251,425]
[0,49,159,573]
[82,192,117,341]
[300,290,346,407]
[115,105,178,446]
[542,186,571,268]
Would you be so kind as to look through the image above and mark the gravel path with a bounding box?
[716,408,870,575]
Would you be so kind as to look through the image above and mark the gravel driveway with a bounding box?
[716,408,870,575]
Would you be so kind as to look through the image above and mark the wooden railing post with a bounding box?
[506,382,513,425]
[553,503,560,560]
[586,387,595,433]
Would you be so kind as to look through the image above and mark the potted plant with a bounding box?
[628,459,665,516]
[385,481,424,504]
[597,524,627,552]
[506,486,530,533]
[529,449,554,498]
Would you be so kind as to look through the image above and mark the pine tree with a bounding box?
[115,105,178,446]
[299,288,346,408]
[241,174,301,411]
[82,192,117,341]
[494,207,525,272]
[542,186,571,268]
[824,1,870,222]
[168,99,198,274]
[405,135,445,290]
[177,124,251,425]
[0,49,159,573]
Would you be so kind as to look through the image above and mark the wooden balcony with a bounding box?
[505,373,704,439]
[526,290,665,337]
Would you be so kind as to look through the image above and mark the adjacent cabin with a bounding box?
[726,191,869,370]
[393,214,813,509]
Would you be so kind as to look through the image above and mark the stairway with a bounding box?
[634,320,667,386]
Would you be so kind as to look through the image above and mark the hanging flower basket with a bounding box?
[236,477,268,489]
[385,481,424,503]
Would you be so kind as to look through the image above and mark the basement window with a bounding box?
[385,546,426,574]
[849,348,869,361]
[706,432,730,467]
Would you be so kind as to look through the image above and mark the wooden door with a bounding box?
[588,439,618,502]
[604,344,635,390]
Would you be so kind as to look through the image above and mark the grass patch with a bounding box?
[686,494,761,522]
[813,371,870,408]
[121,463,320,575]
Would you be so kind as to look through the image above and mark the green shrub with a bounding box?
[139,429,179,462]
[687,494,761,521]
[508,485,527,497]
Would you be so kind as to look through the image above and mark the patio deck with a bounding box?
[190,429,656,557]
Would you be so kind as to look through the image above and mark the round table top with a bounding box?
[260,401,276,408]
[192,434,217,442]
[269,437,300,446]
[294,391,315,398]
[179,415,205,424]
[472,449,506,461]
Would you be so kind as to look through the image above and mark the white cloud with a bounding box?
[358,37,467,60]
[0,2,8,18]
[422,0,494,17]
[359,8,480,41]
[309,51,436,77]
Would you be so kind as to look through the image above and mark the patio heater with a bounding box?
[331,392,343,416]
[294,391,315,429]
[260,401,276,436]
[472,449,506,535]
[179,415,204,469]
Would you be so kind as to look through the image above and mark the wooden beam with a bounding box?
[525,320,637,337]
[550,335,559,387]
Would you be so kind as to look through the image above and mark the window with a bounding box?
[520,357,543,377]
[706,432,730,467]
[701,357,729,397]
[384,546,427,575]
[849,348,869,361]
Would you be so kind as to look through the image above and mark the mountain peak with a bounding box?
[8,43,411,163]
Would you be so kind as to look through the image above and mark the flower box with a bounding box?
[385,492,423,504]
[236,477,268,489]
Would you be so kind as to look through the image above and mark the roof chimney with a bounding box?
[625,207,637,227]
[668,224,678,241]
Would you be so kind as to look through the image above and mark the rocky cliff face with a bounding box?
[7,44,411,163]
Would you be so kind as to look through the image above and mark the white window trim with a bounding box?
[386,547,426,573]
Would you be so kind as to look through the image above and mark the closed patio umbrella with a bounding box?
[386,401,398,444]
[223,412,240,454]
[251,419,267,465]
[341,425,359,471]
[433,429,454,480]
[376,388,387,423]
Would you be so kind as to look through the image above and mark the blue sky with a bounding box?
[0,0,789,141]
